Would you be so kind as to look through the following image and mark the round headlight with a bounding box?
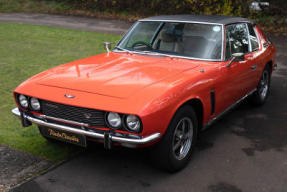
[18,95,28,108]
[126,115,141,132]
[30,97,40,111]
[107,112,122,128]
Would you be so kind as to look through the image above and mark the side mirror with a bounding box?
[232,53,245,61]
[103,42,111,53]
[226,53,245,67]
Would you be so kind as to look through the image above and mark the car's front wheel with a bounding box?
[150,105,198,172]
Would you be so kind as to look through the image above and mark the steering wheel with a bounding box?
[131,41,152,50]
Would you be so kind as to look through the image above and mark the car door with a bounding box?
[245,23,263,89]
[218,23,257,112]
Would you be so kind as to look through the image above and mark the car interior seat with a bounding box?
[155,28,184,54]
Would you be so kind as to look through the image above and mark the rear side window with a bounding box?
[248,24,259,52]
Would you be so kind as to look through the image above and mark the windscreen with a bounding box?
[117,21,223,60]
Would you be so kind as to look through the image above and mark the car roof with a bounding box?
[139,15,254,25]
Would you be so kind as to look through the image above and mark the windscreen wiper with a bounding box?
[114,46,132,53]
[141,50,175,59]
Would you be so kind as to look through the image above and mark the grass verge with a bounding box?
[0,22,121,162]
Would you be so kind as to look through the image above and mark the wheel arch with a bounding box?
[175,98,204,131]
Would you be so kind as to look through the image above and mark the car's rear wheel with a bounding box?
[150,105,198,172]
[250,65,271,106]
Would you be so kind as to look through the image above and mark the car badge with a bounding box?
[64,94,75,99]
[45,103,59,109]
[84,113,92,119]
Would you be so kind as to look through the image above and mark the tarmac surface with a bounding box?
[1,13,286,192]
[0,13,132,34]
[0,145,51,192]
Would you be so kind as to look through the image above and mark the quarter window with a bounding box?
[225,23,249,60]
[248,24,259,52]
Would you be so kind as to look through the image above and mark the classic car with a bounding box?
[12,15,276,172]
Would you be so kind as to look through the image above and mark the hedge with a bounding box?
[58,0,252,17]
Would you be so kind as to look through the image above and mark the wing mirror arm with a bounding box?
[226,53,245,67]
[104,42,111,53]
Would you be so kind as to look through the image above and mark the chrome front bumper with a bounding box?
[12,107,161,147]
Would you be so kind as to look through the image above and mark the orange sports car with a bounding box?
[12,15,276,172]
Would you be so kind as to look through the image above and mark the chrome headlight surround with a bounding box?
[18,94,28,108]
[125,115,142,133]
[106,112,122,129]
[106,112,142,133]
[30,97,41,111]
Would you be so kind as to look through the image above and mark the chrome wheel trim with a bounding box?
[259,70,269,100]
[172,117,193,161]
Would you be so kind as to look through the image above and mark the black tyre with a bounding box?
[150,105,198,172]
[249,65,271,106]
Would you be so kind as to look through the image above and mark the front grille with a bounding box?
[41,100,106,127]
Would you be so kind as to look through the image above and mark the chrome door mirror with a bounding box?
[103,42,111,53]
[232,53,245,61]
[226,53,245,67]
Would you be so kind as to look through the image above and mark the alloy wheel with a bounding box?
[172,117,193,160]
[259,70,269,100]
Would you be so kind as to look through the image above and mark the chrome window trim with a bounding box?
[138,19,224,26]
[221,25,225,61]
[224,25,231,61]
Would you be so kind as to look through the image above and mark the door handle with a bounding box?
[251,65,257,70]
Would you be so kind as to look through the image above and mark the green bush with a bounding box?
[1,0,286,33]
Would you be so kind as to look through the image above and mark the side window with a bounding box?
[247,24,259,52]
[225,23,249,60]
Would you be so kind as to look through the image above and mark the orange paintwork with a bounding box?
[14,25,276,141]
